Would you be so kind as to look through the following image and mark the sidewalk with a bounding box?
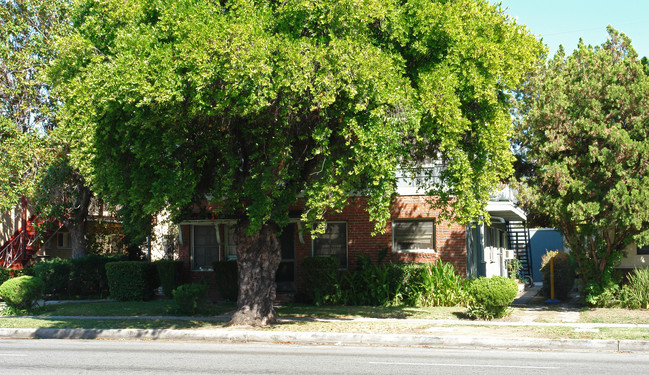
[2,286,649,352]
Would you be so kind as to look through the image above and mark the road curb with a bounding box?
[0,328,644,352]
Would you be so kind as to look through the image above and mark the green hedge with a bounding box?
[0,268,30,286]
[212,260,238,301]
[155,260,185,297]
[32,258,72,296]
[105,261,158,301]
[32,255,124,298]
[467,276,518,319]
[0,275,44,310]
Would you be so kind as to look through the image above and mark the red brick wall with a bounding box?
[180,195,467,299]
[294,196,467,291]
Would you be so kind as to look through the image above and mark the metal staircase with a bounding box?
[0,216,61,269]
[506,221,533,284]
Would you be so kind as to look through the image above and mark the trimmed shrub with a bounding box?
[156,260,185,297]
[68,254,122,298]
[173,283,208,315]
[33,258,72,296]
[0,268,30,286]
[467,276,518,320]
[301,256,341,305]
[105,261,157,301]
[0,275,44,310]
[212,260,238,301]
[32,255,124,298]
[540,251,575,301]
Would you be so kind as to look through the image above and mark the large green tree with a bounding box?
[1,0,95,258]
[521,27,649,302]
[52,0,543,325]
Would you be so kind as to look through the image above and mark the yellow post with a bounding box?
[550,257,555,300]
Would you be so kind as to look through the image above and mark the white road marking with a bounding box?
[0,353,28,357]
[369,361,559,369]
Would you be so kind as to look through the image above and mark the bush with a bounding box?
[173,283,207,315]
[620,268,649,309]
[212,260,238,301]
[466,276,518,320]
[32,255,124,298]
[32,258,72,296]
[156,260,185,297]
[412,261,470,307]
[301,257,341,305]
[540,251,575,301]
[299,257,471,307]
[0,268,30,286]
[105,261,158,301]
[68,255,122,298]
[0,275,44,310]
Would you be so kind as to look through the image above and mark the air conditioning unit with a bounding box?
[504,250,515,260]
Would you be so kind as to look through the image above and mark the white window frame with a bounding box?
[391,219,436,253]
[224,224,237,260]
[311,221,348,269]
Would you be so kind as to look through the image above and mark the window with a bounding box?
[392,220,435,252]
[191,225,219,271]
[312,222,348,268]
[224,224,237,260]
[638,245,649,255]
[57,232,71,249]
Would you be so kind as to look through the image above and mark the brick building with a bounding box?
[177,180,528,300]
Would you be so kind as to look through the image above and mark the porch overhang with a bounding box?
[485,201,527,222]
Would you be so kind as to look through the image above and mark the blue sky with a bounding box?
[498,0,649,58]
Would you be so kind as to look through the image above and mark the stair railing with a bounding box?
[0,231,26,268]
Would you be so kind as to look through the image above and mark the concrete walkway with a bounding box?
[2,286,649,352]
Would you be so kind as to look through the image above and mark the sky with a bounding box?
[498,0,649,58]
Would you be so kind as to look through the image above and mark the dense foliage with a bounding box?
[155,260,185,297]
[519,27,649,300]
[301,256,341,305]
[51,0,543,324]
[1,0,98,257]
[466,276,518,320]
[172,283,208,315]
[301,257,470,307]
[0,267,30,286]
[105,261,158,301]
[540,251,575,301]
[32,254,123,298]
[0,275,44,310]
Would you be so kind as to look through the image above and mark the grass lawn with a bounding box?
[275,304,465,320]
[0,317,222,330]
[34,299,235,317]
[580,307,649,324]
[3,300,649,342]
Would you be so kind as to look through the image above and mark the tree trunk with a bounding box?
[229,221,281,327]
[65,184,92,259]
[68,221,88,259]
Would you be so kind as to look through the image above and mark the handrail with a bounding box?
[0,231,25,267]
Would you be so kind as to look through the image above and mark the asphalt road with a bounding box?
[1,339,649,374]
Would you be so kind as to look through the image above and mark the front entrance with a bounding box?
[276,224,296,293]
